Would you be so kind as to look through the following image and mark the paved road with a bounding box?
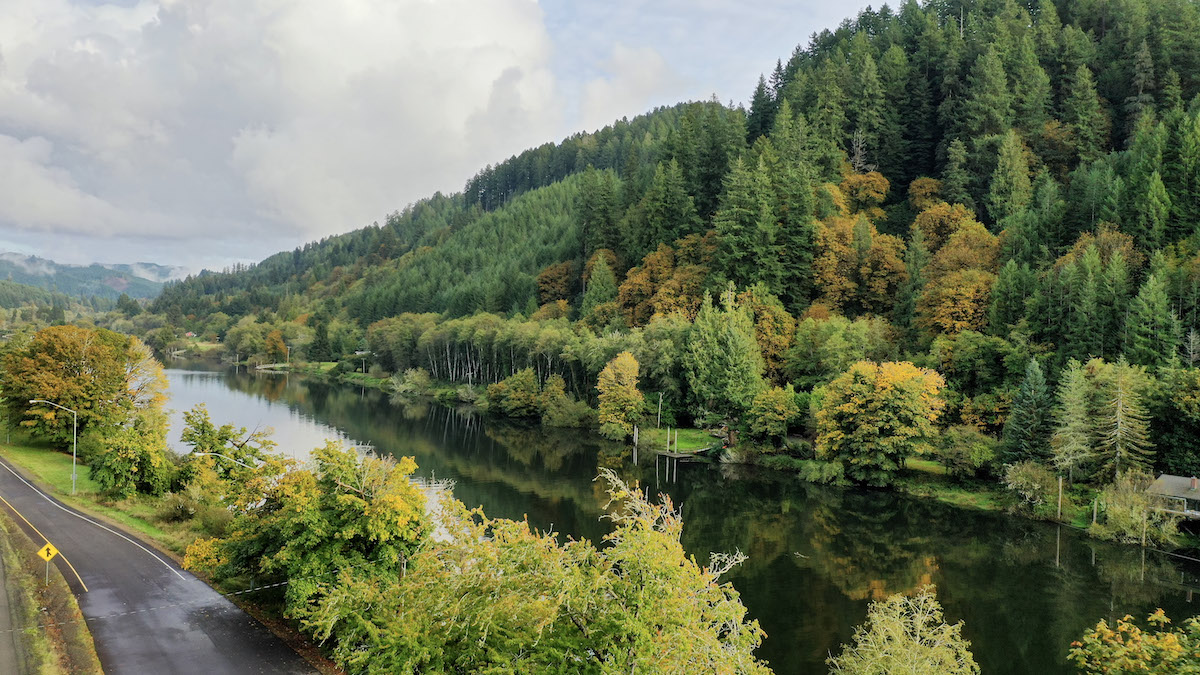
[0,457,315,675]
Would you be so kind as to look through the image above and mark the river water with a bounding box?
[164,366,1200,674]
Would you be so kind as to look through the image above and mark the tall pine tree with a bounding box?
[1002,358,1054,463]
[1127,273,1181,368]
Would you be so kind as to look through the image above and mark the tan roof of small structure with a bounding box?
[1147,474,1200,500]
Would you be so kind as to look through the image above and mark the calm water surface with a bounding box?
[164,366,1200,674]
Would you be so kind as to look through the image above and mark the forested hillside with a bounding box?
[0,253,173,300]
[144,0,1200,483]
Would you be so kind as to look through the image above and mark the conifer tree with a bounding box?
[1064,65,1107,162]
[1129,171,1171,249]
[1002,358,1054,463]
[630,160,699,261]
[986,130,1032,224]
[1033,0,1062,67]
[1029,171,1066,251]
[893,226,930,347]
[1067,160,1122,235]
[963,46,1012,139]
[941,139,974,210]
[1065,251,1103,362]
[1165,110,1200,235]
[937,27,967,140]
[1099,250,1132,357]
[1012,35,1052,132]
[877,45,912,182]
[812,62,848,154]
[770,101,807,166]
[848,50,885,165]
[581,256,618,317]
[1164,68,1184,109]
[774,157,817,310]
[578,167,620,257]
[746,74,776,142]
[1051,359,1094,481]
[1123,40,1156,135]
[1127,273,1181,368]
[684,289,765,435]
[988,260,1033,333]
[1096,358,1154,482]
[714,158,779,294]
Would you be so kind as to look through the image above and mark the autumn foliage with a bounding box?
[816,361,946,486]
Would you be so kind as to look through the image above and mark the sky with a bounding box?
[0,0,865,274]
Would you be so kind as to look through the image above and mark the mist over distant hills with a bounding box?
[0,252,185,300]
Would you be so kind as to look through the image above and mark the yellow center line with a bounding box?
[0,492,89,592]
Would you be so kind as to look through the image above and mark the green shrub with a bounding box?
[157,493,198,522]
[1091,470,1180,546]
[542,396,595,428]
[390,368,432,396]
[797,459,847,485]
[1003,461,1057,518]
[783,437,814,458]
[935,426,1000,480]
[486,368,543,418]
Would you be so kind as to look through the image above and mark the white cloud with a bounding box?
[577,44,677,133]
[0,0,561,264]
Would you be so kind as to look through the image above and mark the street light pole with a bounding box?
[29,399,77,495]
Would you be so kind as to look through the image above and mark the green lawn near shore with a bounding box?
[640,426,716,452]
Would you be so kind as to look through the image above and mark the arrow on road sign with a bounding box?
[37,542,58,562]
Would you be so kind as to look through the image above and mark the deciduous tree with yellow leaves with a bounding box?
[816,361,945,486]
[597,351,644,440]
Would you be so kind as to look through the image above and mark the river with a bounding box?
[164,366,1200,674]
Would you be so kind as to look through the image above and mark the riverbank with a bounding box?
[265,360,1171,538]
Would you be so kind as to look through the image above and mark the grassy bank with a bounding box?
[0,511,101,674]
[640,426,717,453]
[0,439,201,555]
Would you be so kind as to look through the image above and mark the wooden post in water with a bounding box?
[1142,511,1148,547]
[674,429,678,452]
[1057,475,1063,520]
[1093,498,1098,525]
[657,393,663,428]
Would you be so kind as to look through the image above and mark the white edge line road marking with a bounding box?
[0,461,187,581]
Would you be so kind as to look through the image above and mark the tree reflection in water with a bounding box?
[174,367,1200,675]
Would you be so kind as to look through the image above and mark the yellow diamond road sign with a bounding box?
[37,543,58,562]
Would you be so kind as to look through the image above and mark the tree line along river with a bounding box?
[164,365,1200,674]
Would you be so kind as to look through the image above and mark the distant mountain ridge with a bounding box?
[0,252,185,300]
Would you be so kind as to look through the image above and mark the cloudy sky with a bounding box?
[0,0,864,272]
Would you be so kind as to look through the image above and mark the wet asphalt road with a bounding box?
[0,457,315,675]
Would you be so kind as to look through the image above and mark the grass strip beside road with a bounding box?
[0,511,102,674]
[0,439,190,555]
